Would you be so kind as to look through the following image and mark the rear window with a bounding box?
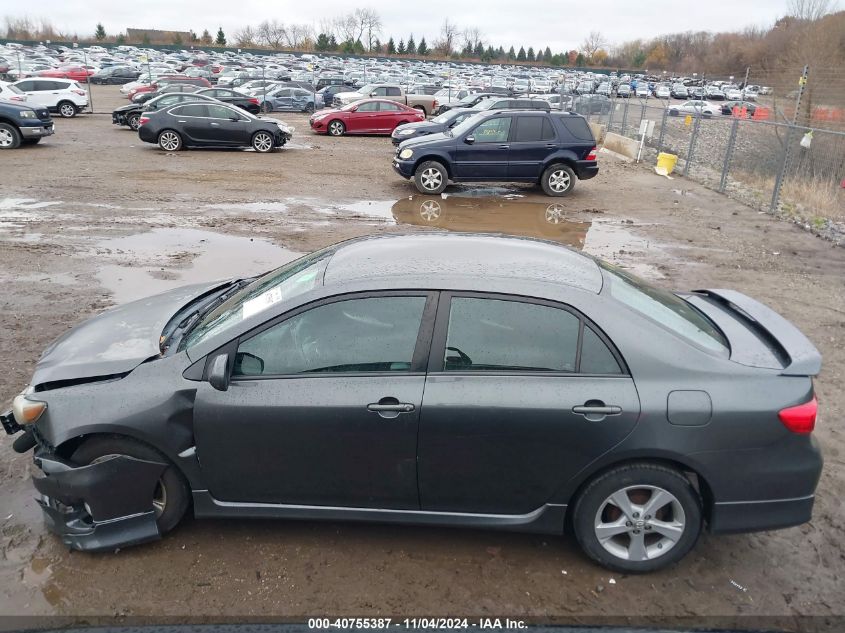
[599,261,729,355]
[557,115,594,141]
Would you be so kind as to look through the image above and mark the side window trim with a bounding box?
[427,291,628,376]
[219,290,440,380]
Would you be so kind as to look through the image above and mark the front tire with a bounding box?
[158,130,182,151]
[71,436,190,534]
[252,131,275,153]
[58,101,78,118]
[572,463,703,573]
[414,160,448,195]
[127,113,141,131]
[541,164,576,196]
[327,120,345,136]
[0,123,22,149]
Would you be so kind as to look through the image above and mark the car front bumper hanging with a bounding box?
[32,451,167,551]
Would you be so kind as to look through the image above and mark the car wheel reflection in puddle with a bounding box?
[419,199,442,221]
[545,203,567,224]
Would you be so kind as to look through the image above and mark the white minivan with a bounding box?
[12,78,89,117]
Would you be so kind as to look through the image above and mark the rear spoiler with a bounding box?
[693,289,821,377]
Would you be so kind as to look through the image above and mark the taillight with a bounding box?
[249,97,259,105]
[138,116,150,126]
[433,99,438,109]
[586,146,597,161]
[72,89,86,96]
[778,396,817,434]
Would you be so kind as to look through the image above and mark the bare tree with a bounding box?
[788,0,837,20]
[234,25,257,47]
[462,27,483,52]
[437,19,458,55]
[581,30,607,59]
[357,8,382,50]
[283,23,313,49]
[257,20,285,49]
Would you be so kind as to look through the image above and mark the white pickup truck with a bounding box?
[332,84,438,116]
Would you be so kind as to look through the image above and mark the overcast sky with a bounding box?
[37,0,790,50]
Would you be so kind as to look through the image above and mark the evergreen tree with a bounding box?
[544,46,552,60]
[497,46,505,58]
[116,33,126,45]
[473,41,484,57]
[215,27,226,46]
[397,38,406,54]
[190,30,198,42]
[417,37,428,55]
[507,46,516,60]
[406,35,416,55]
[386,37,396,54]
[328,34,338,50]
[536,49,543,63]
[373,38,382,53]
[342,39,355,54]
[95,23,106,41]
[353,39,365,53]
[201,29,212,45]
[575,52,586,66]
[315,33,330,51]
[517,46,526,61]
[486,45,495,59]
[527,47,535,61]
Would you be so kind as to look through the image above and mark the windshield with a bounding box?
[433,110,460,124]
[447,112,485,138]
[357,83,375,94]
[180,247,336,350]
[599,260,729,355]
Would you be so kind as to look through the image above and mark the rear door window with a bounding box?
[513,116,546,142]
[173,104,208,117]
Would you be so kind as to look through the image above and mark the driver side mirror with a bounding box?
[208,353,230,392]
[350,105,358,112]
[464,135,475,144]
[229,115,240,122]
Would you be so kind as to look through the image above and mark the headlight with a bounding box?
[397,128,415,136]
[12,389,47,425]
[19,110,36,119]
[399,148,414,160]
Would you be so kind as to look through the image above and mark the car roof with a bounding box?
[323,234,603,293]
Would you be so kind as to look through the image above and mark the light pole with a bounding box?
[82,47,94,113]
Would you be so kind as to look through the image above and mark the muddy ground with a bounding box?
[1,86,844,627]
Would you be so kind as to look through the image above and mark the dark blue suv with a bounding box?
[392,110,598,196]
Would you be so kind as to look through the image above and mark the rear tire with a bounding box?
[572,463,702,573]
[71,436,190,534]
[158,130,182,151]
[58,101,78,118]
[414,105,427,116]
[0,123,21,149]
[541,164,576,197]
[414,160,448,195]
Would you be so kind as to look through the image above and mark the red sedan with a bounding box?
[309,99,425,136]
[38,66,95,82]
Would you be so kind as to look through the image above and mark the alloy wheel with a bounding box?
[548,169,571,193]
[159,132,180,151]
[253,132,273,152]
[328,121,344,136]
[59,103,76,117]
[593,485,686,562]
[420,168,442,191]
[0,128,13,148]
[419,199,442,221]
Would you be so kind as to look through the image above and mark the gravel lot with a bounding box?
[1,86,844,628]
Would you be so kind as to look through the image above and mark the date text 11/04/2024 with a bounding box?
[307,619,528,630]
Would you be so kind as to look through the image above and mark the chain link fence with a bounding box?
[563,71,844,237]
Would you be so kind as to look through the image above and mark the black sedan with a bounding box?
[137,102,293,152]
[197,88,261,115]
[2,234,823,573]
[89,65,141,85]
[721,100,758,117]
[391,108,479,145]
[112,93,215,131]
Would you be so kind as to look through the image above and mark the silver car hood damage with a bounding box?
[32,281,224,387]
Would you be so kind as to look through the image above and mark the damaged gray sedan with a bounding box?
[2,234,824,572]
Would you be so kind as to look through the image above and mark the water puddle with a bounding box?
[94,228,301,304]
[0,198,62,210]
[205,198,396,222]
[390,195,663,277]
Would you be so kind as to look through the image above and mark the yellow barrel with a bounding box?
[656,152,678,174]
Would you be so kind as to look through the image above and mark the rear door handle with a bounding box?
[210,122,220,126]
[367,403,415,412]
[498,144,510,149]
[572,405,622,415]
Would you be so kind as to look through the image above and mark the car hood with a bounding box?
[395,120,442,134]
[334,91,364,101]
[399,131,452,149]
[31,281,225,388]
[113,103,141,113]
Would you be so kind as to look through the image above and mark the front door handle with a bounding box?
[498,144,510,149]
[572,401,622,422]
[367,397,415,419]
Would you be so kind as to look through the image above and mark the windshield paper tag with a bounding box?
[242,286,284,319]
